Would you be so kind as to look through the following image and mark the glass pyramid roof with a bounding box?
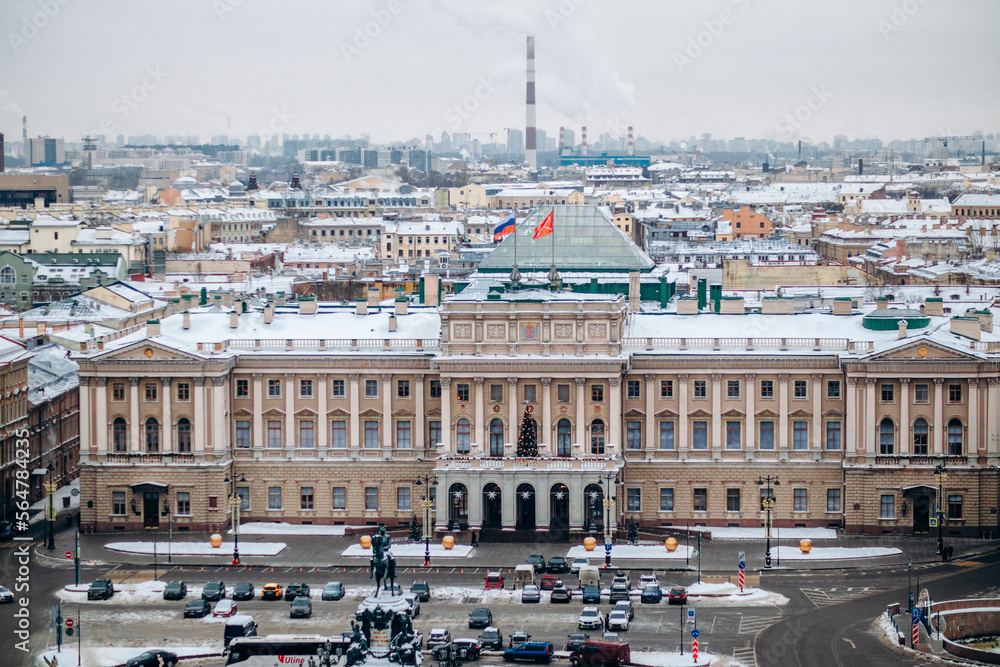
[477,205,654,273]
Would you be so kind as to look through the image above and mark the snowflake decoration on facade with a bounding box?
[590,491,601,501]
[554,490,566,501]
[453,490,464,501]
[486,490,498,500]
[521,490,533,500]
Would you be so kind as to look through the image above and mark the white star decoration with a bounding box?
[486,490,498,500]
[554,491,566,501]
[590,491,600,501]
[521,490,533,500]
[453,490,464,500]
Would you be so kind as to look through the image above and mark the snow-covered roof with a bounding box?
[953,193,1000,207]
[28,344,79,405]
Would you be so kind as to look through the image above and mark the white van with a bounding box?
[513,564,535,589]
[578,565,600,589]
[224,615,258,647]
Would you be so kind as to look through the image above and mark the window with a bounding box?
[268,379,281,397]
[627,488,641,512]
[112,382,125,401]
[145,382,158,401]
[947,495,962,520]
[429,420,441,448]
[234,420,251,448]
[881,383,894,402]
[397,488,411,511]
[456,384,469,402]
[727,489,741,512]
[726,421,741,449]
[332,487,346,510]
[879,418,894,455]
[626,421,642,450]
[365,379,378,398]
[557,419,571,456]
[145,418,159,452]
[489,419,504,456]
[827,380,841,399]
[396,421,411,449]
[112,491,126,515]
[627,380,641,399]
[693,488,707,512]
[914,383,928,403]
[332,378,345,398]
[794,380,807,398]
[299,420,314,448]
[176,492,191,515]
[591,384,604,402]
[879,494,894,519]
[455,418,470,454]
[300,487,314,510]
[268,487,282,510]
[692,421,708,449]
[827,489,841,513]
[693,380,707,398]
[590,420,605,454]
[660,380,673,398]
[557,384,570,402]
[330,420,346,448]
[236,487,250,511]
[177,418,191,452]
[794,489,808,513]
[429,380,441,398]
[397,380,409,398]
[524,384,536,403]
[233,378,249,398]
[0,267,14,285]
[660,488,674,512]
[948,384,962,403]
[490,384,503,402]
[948,418,963,455]
[300,379,313,398]
[760,380,773,398]
[364,421,379,449]
[727,380,740,399]
[112,417,128,452]
[759,421,775,449]
[825,421,841,450]
[793,421,808,450]
[267,420,282,448]
[365,487,378,510]
[913,418,928,455]
[176,382,190,401]
[659,421,675,450]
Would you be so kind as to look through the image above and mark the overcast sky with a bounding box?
[1,0,997,146]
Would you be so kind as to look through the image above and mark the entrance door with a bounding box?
[550,484,569,531]
[584,484,604,532]
[912,492,930,533]
[516,483,535,530]
[482,483,502,529]
[143,492,160,529]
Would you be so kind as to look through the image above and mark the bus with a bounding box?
[224,635,349,667]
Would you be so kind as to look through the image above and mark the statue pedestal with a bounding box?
[358,594,410,615]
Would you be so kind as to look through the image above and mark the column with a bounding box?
[865,378,877,455]
[285,374,296,450]
[413,374,425,451]
[467,473,483,530]
[644,374,655,451]
[541,378,552,451]
[252,374,263,450]
[678,374,689,453]
[194,377,206,453]
[434,473,449,532]
[711,374,722,451]
[809,374,822,452]
[316,374,328,451]
[899,378,910,455]
[988,379,999,455]
[501,476,516,531]
[474,378,485,449]
[382,374,393,450]
[212,377,226,452]
[508,378,519,448]
[777,374,789,452]
[440,379,451,452]
[568,480,584,531]
[129,377,140,452]
[967,378,979,454]
[744,374,756,452]
[161,378,173,454]
[845,377,858,455]
[575,378,586,447]
[349,374,361,449]
[535,478,550,532]
[93,378,106,453]
[608,378,621,449]
[933,378,944,455]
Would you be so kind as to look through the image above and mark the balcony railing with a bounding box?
[104,452,195,463]
[436,454,620,471]
[871,454,970,466]
[621,337,856,352]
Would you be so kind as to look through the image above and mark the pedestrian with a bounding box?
[470,531,478,548]
[947,545,954,562]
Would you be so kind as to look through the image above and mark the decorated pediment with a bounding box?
[623,408,645,418]
[822,408,844,418]
[294,407,318,417]
[788,408,812,418]
[93,339,205,363]
[755,408,779,418]
[261,408,285,418]
[654,407,678,418]
[688,408,713,418]
[359,408,382,418]
[721,408,745,418]
[864,338,979,362]
[327,408,351,418]
[392,408,416,417]
[233,408,254,418]
[424,408,442,417]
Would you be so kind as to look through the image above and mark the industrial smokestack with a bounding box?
[797,140,801,157]
[22,115,27,145]
[627,126,634,156]
[525,36,537,171]
[858,158,863,176]
[558,126,565,154]
[0,133,4,173]
[581,126,588,156]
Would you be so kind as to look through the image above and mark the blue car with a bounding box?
[640,584,662,604]
[503,642,554,663]
[581,585,601,604]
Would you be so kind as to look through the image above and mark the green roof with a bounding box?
[477,205,654,273]
[27,252,122,267]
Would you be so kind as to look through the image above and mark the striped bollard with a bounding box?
[912,621,919,646]
[692,638,698,661]
[738,569,745,591]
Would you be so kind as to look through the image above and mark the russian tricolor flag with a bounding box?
[492,213,515,241]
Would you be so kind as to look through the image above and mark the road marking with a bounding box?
[842,638,856,649]
[738,615,780,634]
[800,587,882,608]
[953,560,984,568]
[732,646,756,666]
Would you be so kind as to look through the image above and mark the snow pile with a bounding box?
[631,650,746,667]
[687,581,788,607]
[230,522,349,536]
[58,581,216,603]
[689,526,836,541]
[36,645,217,667]
[774,545,901,561]
[564,544,694,560]
[105,541,286,556]
[342,543,473,558]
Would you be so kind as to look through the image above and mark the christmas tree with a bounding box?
[627,518,639,545]
[408,515,421,542]
[516,406,538,457]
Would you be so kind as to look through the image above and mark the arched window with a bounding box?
[177,418,191,453]
[0,267,15,285]
[879,418,894,455]
[948,418,963,455]
[455,418,471,455]
[590,419,605,455]
[112,417,127,452]
[145,417,160,453]
[913,418,928,455]
[489,418,504,457]
[556,419,572,457]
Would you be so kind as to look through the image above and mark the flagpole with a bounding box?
[510,210,521,289]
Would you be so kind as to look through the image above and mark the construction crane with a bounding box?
[923,135,986,163]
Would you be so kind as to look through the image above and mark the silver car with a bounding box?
[520,584,541,603]
[403,593,421,617]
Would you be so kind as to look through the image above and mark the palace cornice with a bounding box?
[233,356,434,372]
[79,358,235,374]
[843,360,999,374]
[432,359,628,374]
[629,355,840,371]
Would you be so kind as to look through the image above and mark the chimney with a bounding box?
[388,314,397,332]
[424,274,440,307]
[627,126,634,156]
[367,287,380,307]
[581,126,588,156]
[898,319,907,339]
[146,320,161,337]
[876,297,888,310]
[230,311,239,329]
[34,197,45,210]
[18,317,23,338]
[299,297,317,315]
[37,321,45,335]
[395,297,408,316]
[525,36,537,171]
[276,292,286,307]
[950,316,981,341]
[628,271,640,312]
[263,302,274,324]
[924,297,943,316]
[182,312,191,329]
[833,297,853,315]
[356,299,368,315]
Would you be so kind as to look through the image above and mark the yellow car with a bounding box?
[261,583,284,600]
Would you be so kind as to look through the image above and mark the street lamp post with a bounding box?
[45,461,56,550]
[757,475,780,569]
[415,474,438,567]
[224,472,246,566]
[163,499,173,564]
[597,472,619,568]
[934,464,947,557]
[907,558,913,612]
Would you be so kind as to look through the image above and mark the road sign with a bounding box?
[65,551,72,559]
[65,618,74,628]
[687,608,696,623]
[738,551,746,562]
[912,607,921,623]
[71,488,80,497]
[929,517,937,528]
[691,629,699,638]
[604,543,612,552]
[738,561,745,570]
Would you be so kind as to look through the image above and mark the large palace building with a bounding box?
[75,208,1000,539]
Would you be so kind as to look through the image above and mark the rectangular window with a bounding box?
[299,420,314,448]
[365,379,379,398]
[332,487,346,510]
[300,487,314,510]
[235,420,251,448]
[429,380,441,399]
[397,488,411,511]
[456,383,469,402]
[591,384,604,402]
[693,488,708,512]
[627,380,641,399]
[524,384,536,403]
[627,488,641,512]
[794,489,808,513]
[429,420,441,448]
[557,384,570,402]
[881,383,894,402]
[659,421,675,450]
[760,380,773,398]
[331,420,347,448]
[759,421,775,449]
[176,382,190,401]
[726,489,741,512]
[365,487,378,510]
[268,486,282,510]
[913,421,928,455]
[112,491,126,515]
[727,380,740,399]
[145,382,158,401]
[827,380,841,399]
[331,378,345,398]
[364,421,379,449]
[660,488,674,512]
[692,421,708,449]
[827,489,841,513]
[300,379,313,398]
[176,492,191,515]
[726,421,741,449]
[948,384,962,403]
[268,378,281,398]
[397,380,410,398]
[794,380,807,398]
[112,382,125,401]
[914,383,928,403]
[826,422,841,450]
[396,421,411,449]
[490,384,503,403]
[236,487,250,511]
[948,495,962,520]
[793,421,808,449]
[879,494,895,519]
[626,421,642,450]
[267,420,282,448]
[693,380,707,398]
[660,380,673,398]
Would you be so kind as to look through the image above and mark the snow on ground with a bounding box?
[58,581,217,604]
[687,526,837,541]
[37,645,217,667]
[29,479,79,524]
[229,521,349,536]
[342,543,473,558]
[104,541,286,556]
[774,545,902,560]
[565,544,694,560]
[686,581,789,607]
[631,650,745,667]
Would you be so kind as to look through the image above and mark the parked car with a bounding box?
[322,581,346,601]
[261,583,283,600]
[610,572,631,590]
[0,520,14,540]
[640,584,662,604]
[403,593,421,617]
[578,566,601,590]
[503,642,553,663]
[162,581,187,601]
[513,565,535,589]
[581,586,601,604]
[383,584,403,596]
[426,629,453,651]
[88,579,114,600]
[285,583,310,600]
[223,615,257,647]
[550,586,572,604]
[213,599,238,618]
[432,640,481,661]
[605,610,630,632]
[485,572,505,590]
[546,557,569,574]
[509,631,531,649]
[578,607,603,630]
[601,632,621,643]
[667,587,688,605]
[564,634,590,652]
[0,585,14,603]
[183,599,211,618]
[569,641,631,667]
[469,607,493,628]
[232,583,255,601]
[478,626,504,651]
[637,574,659,589]
[521,585,541,603]
[409,581,430,601]
[539,575,559,590]
[125,650,177,667]
[202,581,226,601]
[290,596,312,618]
[608,584,630,602]
[526,554,546,571]
[569,557,589,574]
[612,600,634,621]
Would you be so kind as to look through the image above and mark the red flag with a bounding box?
[532,210,553,240]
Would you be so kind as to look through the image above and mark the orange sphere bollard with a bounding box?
[799,539,813,553]
[360,535,372,549]
[209,533,223,548]
[442,535,455,550]
[583,537,597,552]
[665,537,678,552]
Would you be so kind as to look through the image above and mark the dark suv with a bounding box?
[478,627,504,650]
[469,607,493,628]
[202,581,226,601]
[285,583,310,600]
[162,581,187,600]
[526,554,546,571]
[409,581,431,602]
[88,579,114,600]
